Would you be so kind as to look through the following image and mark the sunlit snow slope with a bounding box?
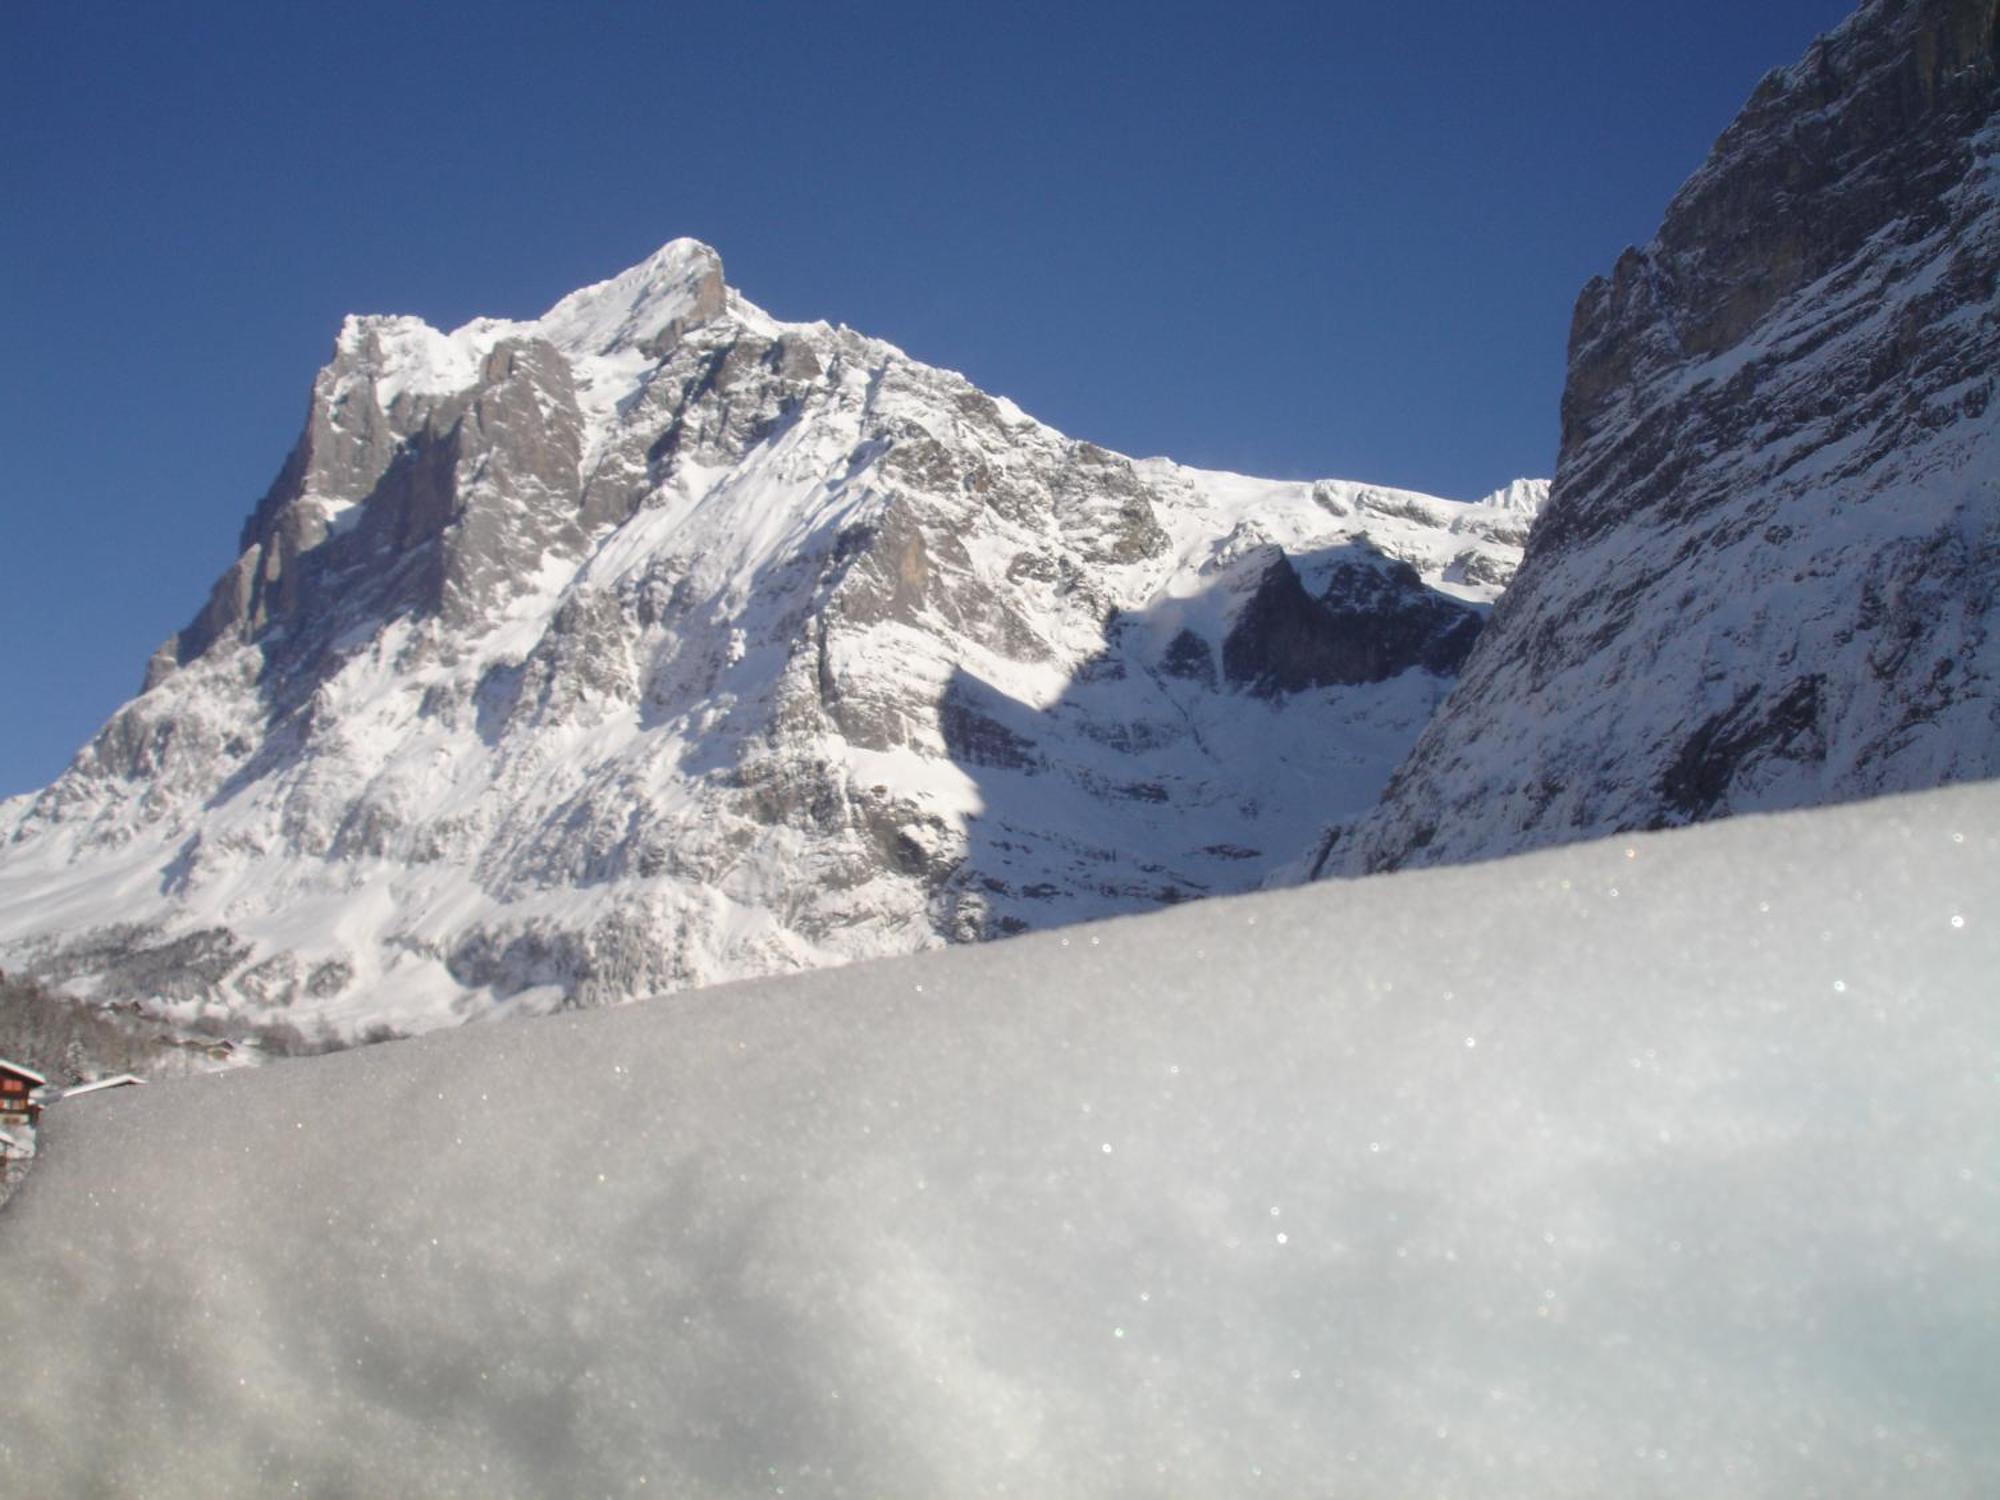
[0,238,1540,1040]
[2,784,1993,1497]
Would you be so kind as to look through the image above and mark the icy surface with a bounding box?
[2,782,1994,1496]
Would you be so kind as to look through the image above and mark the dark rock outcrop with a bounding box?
[1222,550,1483,695]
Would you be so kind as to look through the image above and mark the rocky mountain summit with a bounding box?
[0,240,1539,1037]
[1331,0,2000,874]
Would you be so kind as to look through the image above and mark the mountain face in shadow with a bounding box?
[930,540,1486,941]
[1333,0,2000,876]
[1221,546,1483,695]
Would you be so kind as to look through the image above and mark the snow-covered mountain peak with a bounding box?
[328,238,737,410]
[535,236,730,358]
[1473,477,1549,515]
[331,312,494,406]
[0,238,1544,1040]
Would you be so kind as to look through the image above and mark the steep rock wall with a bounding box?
[1336,0,2000,874]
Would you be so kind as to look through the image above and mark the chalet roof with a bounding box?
[0,1057,48,1087]
[61,1075,147,1100]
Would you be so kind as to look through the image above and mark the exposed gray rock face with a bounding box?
[0,239,1537,1038]
[1334,0,2000,874]
[1223,548,1485,696]
[172,329,590,683]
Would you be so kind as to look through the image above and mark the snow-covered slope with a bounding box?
[1332,0,2000,874]
[2,783,1993,1497]
[0,239,1540,1039]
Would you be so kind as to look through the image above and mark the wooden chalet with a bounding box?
[0,1057,47,1128]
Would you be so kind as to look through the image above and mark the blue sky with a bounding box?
[0,0,1857,797]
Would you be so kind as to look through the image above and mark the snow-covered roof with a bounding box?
[0,1127,26,1154]
[60,1075,147,1100]
[0,1057,47,1086]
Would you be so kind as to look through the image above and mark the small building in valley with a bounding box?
[0,1058,47,1129]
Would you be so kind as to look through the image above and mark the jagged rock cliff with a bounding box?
[1333,0,2000,874]
[0,240,1537,1037]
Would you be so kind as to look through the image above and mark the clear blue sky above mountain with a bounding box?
[0,0,1858,797]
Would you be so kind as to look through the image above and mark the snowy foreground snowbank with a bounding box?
[2,785,1995,1497]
